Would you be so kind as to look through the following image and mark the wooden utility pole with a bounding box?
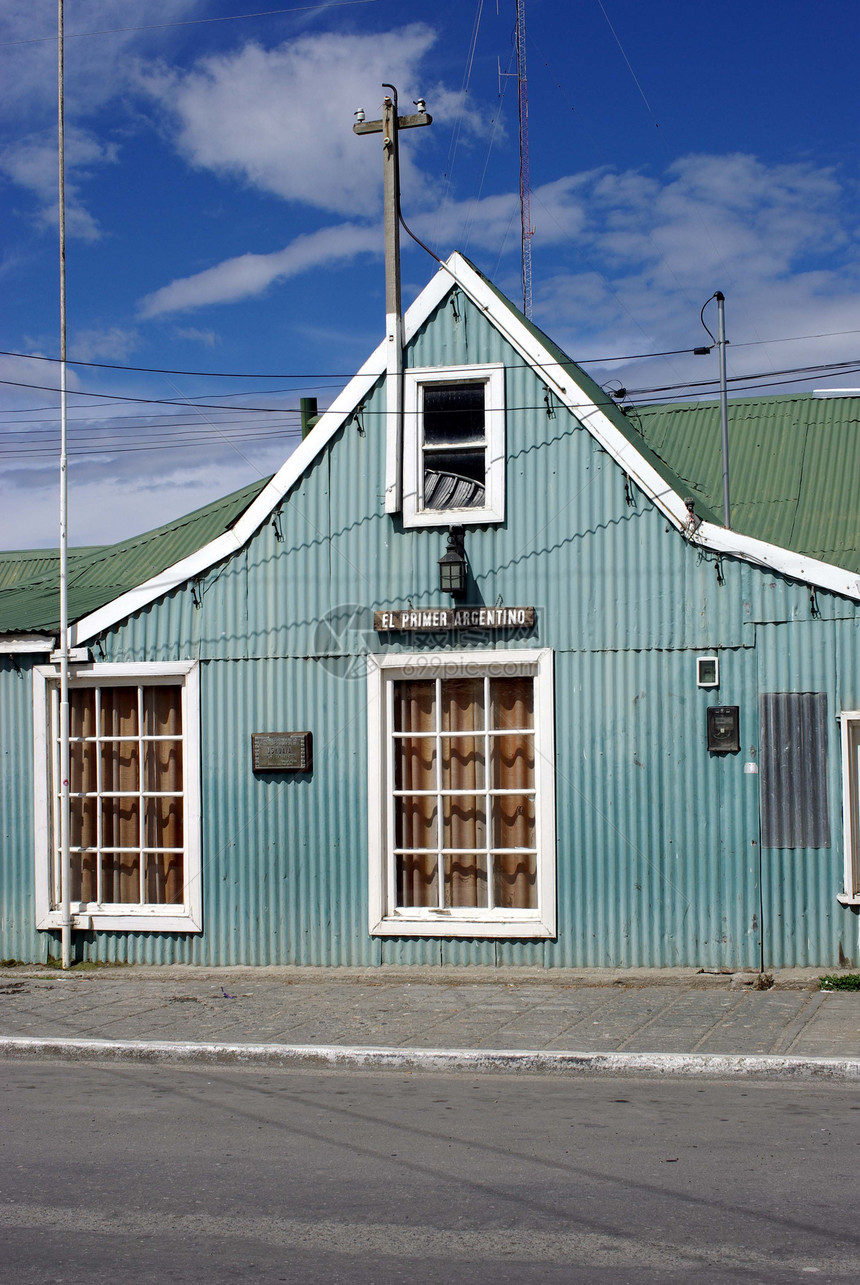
[354,87,431,512]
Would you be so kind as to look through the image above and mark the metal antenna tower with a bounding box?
[515,0,533,318]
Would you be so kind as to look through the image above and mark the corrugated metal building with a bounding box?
[2,254,860,968]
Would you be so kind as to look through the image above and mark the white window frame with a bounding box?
[839,711,860,905]
[401,364,506,528]
[33,661,202,933]
[367,648,556,938]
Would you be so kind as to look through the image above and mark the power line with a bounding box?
[623,357,860,399]
[4,326,860,379]
[0,378,301,413]
[0,2,379,48]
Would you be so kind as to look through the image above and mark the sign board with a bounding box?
[251,732,312,772]
[374,606,535,632]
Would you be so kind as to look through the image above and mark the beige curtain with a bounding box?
[67,685,183,906]
[491,677,537,909]
[143,687,184,904]
[441,678,486,908]
[394,680,437,907]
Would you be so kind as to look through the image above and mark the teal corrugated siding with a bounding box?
[0,659,44,963]
[5,292,860,965]
[755,619,860,968]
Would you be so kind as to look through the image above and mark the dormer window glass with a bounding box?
[402,364,505,527]
[423,384,487,510]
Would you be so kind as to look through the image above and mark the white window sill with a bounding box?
[370,913,555,939]
[837,893,860,907]
[38,909,202,934]
[401,505,505,530]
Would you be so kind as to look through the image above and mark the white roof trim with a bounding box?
[694,522,860,600]
[71,268,456,647]
[70,252,860,644]
[0,634,55,654]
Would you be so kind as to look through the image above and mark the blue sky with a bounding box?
[2,0,859,547]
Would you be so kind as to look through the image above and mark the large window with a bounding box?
[33,663,201,933]
[368,650,555,937]
[402,365,505,528]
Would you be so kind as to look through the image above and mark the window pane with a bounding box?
[491,733,535,790]
[442,678,483,731]
[100,686,138,737]
[394,680,435,733]
[145,739,183,793]
[101,740,140,793]
[145,796,184,850]
[396,796,437,850]
[423,452,486,509]
[394,736,435,792]
[70,689,95,738]
[143,686,181,736]
[493,794,536,848]
[423,384,485,444]
[397,853,438,907]
[101,795,139,853]
[102,851,141,904]
[494,851,537,909]
[444,852,488,908]
[69,737,96,794]
[146,852,184,905]
[69,794,98,851]
[442,795,486,850]
[441,737,485,791]
[491,677,534,729]
[70,851,98,904]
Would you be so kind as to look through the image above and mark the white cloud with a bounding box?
[0,451,289,549]
[0,126,117,240]
[174,327,220,348]
[0,1,200,122]
[138,221,379,317]
[513,154,860,394]
[137,25,441,216]
[67,326,139,363]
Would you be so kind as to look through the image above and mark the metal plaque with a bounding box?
[251,732,312,773]
[374,606,535,632]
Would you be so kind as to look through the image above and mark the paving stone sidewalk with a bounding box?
[1,967,858,1058]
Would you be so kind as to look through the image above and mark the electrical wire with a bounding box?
[4,349,860,420]
[0,2,380,48]
[4,328,860,378]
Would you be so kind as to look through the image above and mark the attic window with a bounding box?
[402,364,505,528]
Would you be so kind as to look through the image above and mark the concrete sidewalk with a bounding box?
[1,965,858,1078]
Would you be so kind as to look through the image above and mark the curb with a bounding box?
[1,1037,858,1081]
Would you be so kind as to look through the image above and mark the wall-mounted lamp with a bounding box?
[438,526,467,598]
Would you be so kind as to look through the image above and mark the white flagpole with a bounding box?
[58,0,72,969]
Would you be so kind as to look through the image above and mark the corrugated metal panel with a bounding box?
[0,658,44,963]
[636,393,860,575]
[755,620,854,968]
[760,693,830,848]
[549,645,761,969]
[0,548,103,590]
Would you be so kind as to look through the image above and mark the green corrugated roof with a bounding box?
[0,476,270,634]
[0,547,104,591]
[634,393,860,574]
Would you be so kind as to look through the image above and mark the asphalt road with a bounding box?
[1,1063,858,1283]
